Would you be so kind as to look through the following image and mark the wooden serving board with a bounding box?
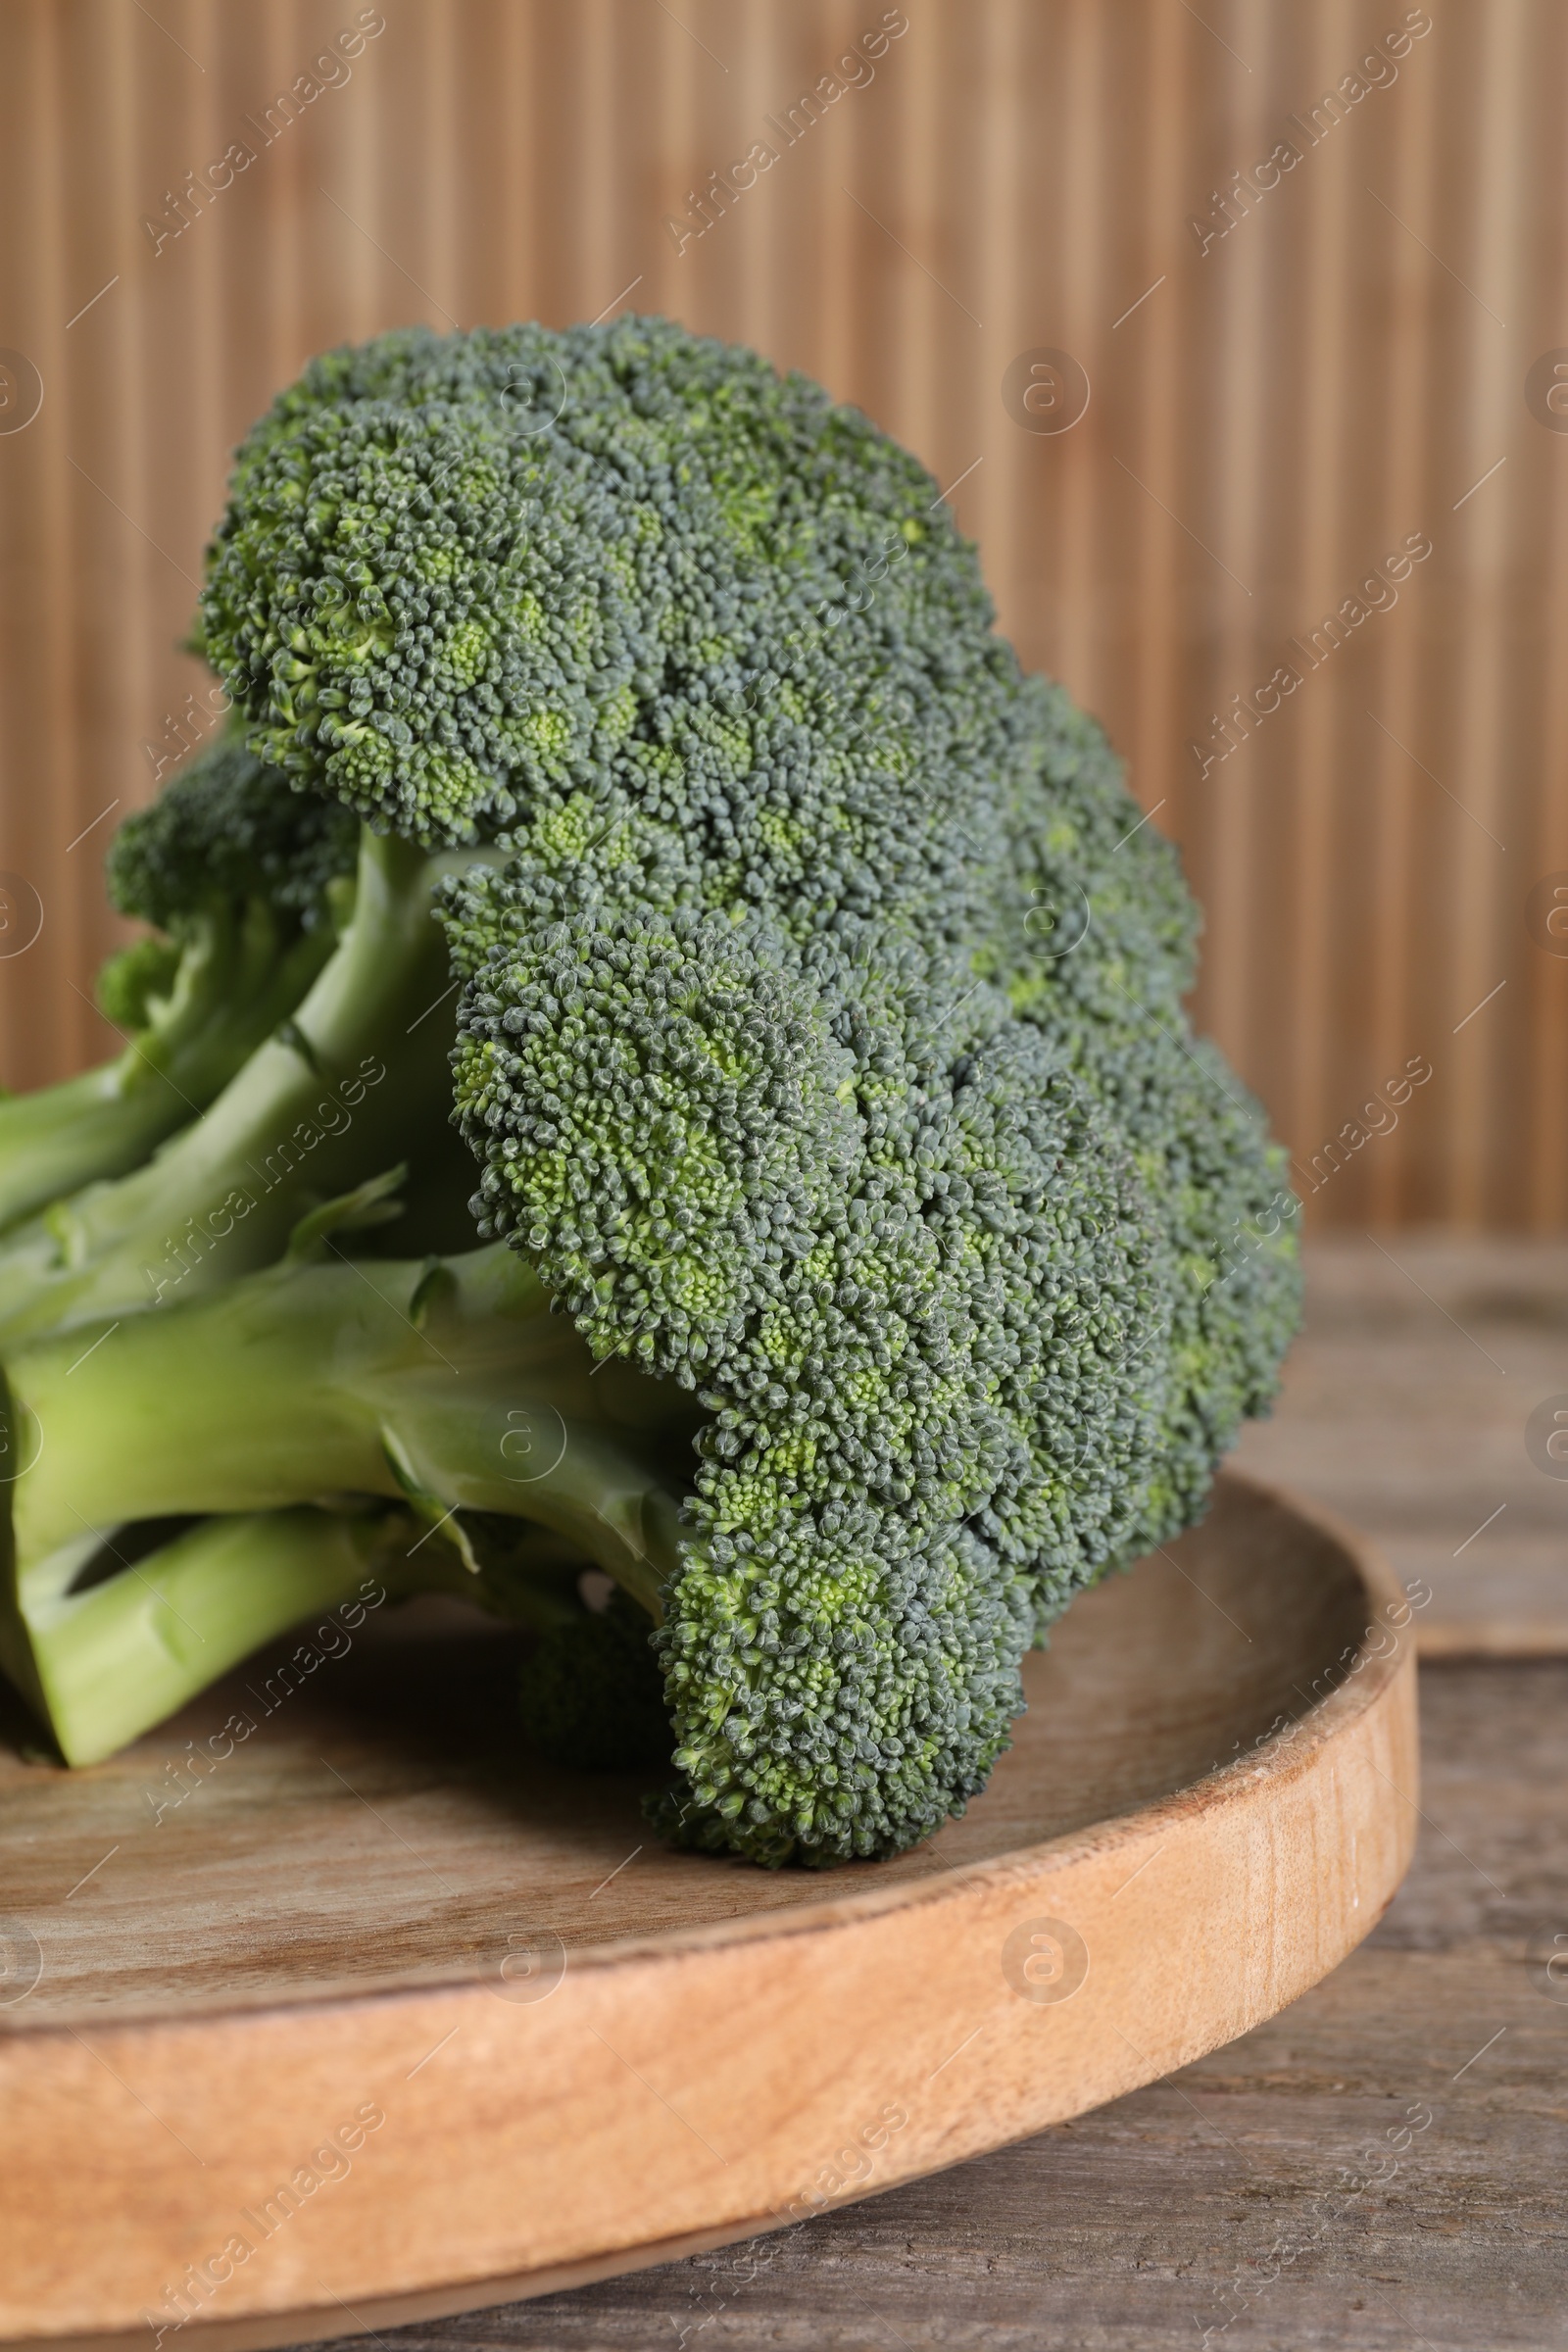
[0,1470,1418,2352]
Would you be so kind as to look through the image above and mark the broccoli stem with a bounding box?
[0,1492,608,1770]
[3,1243,695,1686]
[0,904,340,1237]
[0,1505,415,1768]
[0,829,472,1348]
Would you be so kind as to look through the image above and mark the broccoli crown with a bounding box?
[194,318,1184,976]
[197,320,1286,1422]
[447,885,1172,1863]
[106,732,358,933]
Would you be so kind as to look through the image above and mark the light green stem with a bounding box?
[0,1238,698,1763]
[5,1507,400,1767]
[0,907,337,1236]
[0,831,474,1348]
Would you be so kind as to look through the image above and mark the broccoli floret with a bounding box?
[444,890,1171,1861]
[104,730,358,933]
[199,318,1172,970]
[94,934,183,1032]
[973,674,1301,1550]
[0,733,357,1240]
[517,1588,674,1773]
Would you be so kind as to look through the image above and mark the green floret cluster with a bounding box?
[199,318,1293,1552]
[105,731,359,933]
[0,317,1298,1867]
[448,892,1172,1857]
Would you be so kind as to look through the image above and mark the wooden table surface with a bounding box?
[130,1240,1556,2351]
[1232,1237,1568,1656]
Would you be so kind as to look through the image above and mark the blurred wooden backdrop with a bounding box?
[0,0,1563,1227]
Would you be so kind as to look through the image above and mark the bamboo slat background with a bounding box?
[0,0,1561,1228]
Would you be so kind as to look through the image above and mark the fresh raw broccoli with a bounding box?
[0,317,1300,1864]
[0,733,356,1236]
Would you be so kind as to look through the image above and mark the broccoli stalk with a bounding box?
[0,734,359,1238]
[0,1504,416,1768]
[0,1231,700,1762]
[0,827,483,1348]
[0,901,341,1239]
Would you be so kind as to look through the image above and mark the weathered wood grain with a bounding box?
[1234,1237,1568,1654]
[288,1662,1568,2352]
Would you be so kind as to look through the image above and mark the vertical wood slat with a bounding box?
[1361,6,1439,1229]
[0,0,1558,1229]
[1525,6,1568,1228]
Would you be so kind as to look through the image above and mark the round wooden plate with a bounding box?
[0,1469,1418,2352]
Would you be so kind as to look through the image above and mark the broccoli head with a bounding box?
[196,316,1296,1546]
[445,884,1172,1860]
